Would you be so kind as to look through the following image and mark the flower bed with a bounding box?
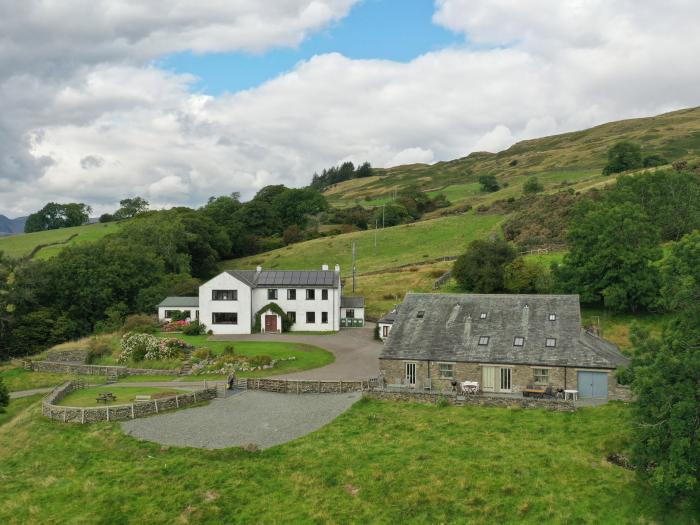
[118,333,192,363]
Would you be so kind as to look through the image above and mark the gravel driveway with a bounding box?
[121,390,361,450]
[210,323,382,380]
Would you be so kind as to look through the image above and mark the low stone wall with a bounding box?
[364,390,577,412]
[42,381,217,424]
[237,377,367,394]
[29,360,178,377]
[46,348,89,364]
[609,384,634,402]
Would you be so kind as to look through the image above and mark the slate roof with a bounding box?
[226,269,340,288]
[158,296,199,308]
[341,296,365,308]
[381,293,630,369]
[378,305,400,324]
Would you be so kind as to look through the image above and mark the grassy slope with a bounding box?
[225,210,504,276]
[0,398,693,524]
[0,364,108,392]
[0,221,121,259]
[325,106,700,210]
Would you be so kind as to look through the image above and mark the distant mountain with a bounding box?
[0,215,27,236]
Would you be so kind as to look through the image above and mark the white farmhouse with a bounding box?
[157,264,365,335]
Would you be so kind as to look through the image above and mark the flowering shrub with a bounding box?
[162,320,189,332]
[190,354,297,375]
[119,333,192,363]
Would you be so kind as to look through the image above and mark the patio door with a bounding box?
[482,366,512,392]
[405,362,417,386]
[500,368,512,392]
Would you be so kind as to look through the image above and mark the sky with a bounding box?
[1,0,699,217]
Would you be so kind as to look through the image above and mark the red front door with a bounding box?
[265,315,277,332]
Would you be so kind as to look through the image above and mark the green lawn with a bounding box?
[225,210,504,276]
[0,398,693,524]
[57,386,187,407]
[0,395,43,427]
[0,365,108,392]
[0,221,121,259]
[167,336,335,378]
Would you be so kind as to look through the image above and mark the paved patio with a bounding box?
[210,323,382,381]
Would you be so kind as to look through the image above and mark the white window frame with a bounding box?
[267,289,278,300]
[306,311,316,323]
[321,312,328,324]
[478,336,490,345]
[345,309,355,319]
[438,362,455,379]
[545,338,557,347]
[548,313,557,321]
[479,312,487,319]
[533,368,549,385]
[306,289,315,300]
[287,289,296,300]
[513,336,525,347]
[212,312,238,325]
[287,311,296,323]
[212,290,237,301]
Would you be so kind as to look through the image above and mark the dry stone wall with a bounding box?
[29,360,178,377]
[237,377,367,394]
[45,348,89,364]
[42,382,217,424]
[364,390,577,412]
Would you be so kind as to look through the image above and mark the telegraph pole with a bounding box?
[351,241,356,294]
[374,219,378,248]
[382,204,385,229]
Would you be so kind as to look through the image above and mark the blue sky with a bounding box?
[161,0,461,94]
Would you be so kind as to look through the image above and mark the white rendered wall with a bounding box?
[340,307,365,321]
[251,284,341,332]
[378,322,393,341]
[199,273,253,334]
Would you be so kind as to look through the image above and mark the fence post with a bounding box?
[339,380,342,393]
[154,400,159,414]
[81,408,85,424]
[131,405,134,419]
[318,380,321,393]
[175,395,179,408]
[106,407,110,422]
[193,391,197,404]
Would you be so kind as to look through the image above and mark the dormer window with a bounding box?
[416,311,425,319]
[513,337,525,347]
[548,313,557,321]
[479,312,487,319]
[478,336,490,345]
[545,338,557,347]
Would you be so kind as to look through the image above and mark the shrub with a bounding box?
[122,314,159,334]
[87,336,114,362]
[169,310,189,322]
[643,154,668,168]
[192,347,213,361]
[523,177,544,194]
[602,141,642,175]
[249,355,272,368]
[373,323,381,341]
[0,378,8,412]
[478,175,500,192]
[453,238,517,293]
[162,320,189,332]
[436,395,450,408]
[119,333,188,363]
[223,345,235,356]
[182,321,206,336]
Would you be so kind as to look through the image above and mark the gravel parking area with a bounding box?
[121,390,361,450]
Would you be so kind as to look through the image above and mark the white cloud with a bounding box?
[2,1,700,216]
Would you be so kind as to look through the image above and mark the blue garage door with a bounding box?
[577,371,608,398]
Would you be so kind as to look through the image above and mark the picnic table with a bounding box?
[461,381,479,394]
[96,392,117,404]
[522,387,547,398]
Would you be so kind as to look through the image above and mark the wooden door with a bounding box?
[482,366,495,392]
[265,315,277,332]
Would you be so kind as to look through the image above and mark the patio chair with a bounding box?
[423,379,432,392]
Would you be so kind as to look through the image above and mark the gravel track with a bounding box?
[121,390,361,450]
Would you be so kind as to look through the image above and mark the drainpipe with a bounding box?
[564,366,567,390]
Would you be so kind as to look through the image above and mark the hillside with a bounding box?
[324,106,700,212]
[0,215,26,236]
[0,222,121,259]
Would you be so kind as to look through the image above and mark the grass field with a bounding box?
[0,364,108,392]
[57,386,187,407]
[0,222,121,259]
[0,397,694,524]
[225,210,504,276]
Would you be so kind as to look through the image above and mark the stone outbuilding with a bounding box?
[379,293,630,400]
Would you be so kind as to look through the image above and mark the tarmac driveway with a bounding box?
[210,323,382,381]
[121,390,361,450]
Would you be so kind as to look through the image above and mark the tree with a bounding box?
[114,197,149,220]
[99,213,115,223]
[283,224,305,245]
[478,175,500,192]
[270,188,328,230]
[0,377,8,412]
[375,203,411,227]
[556,201,661,311]
[625,234,700,503]
[602,141,643,175]
[355,161,373,178]
[24,202,92,232]
[523,177,544,194]
[453,239,516,293]
[643,153,668,168]
[503,257,552,293]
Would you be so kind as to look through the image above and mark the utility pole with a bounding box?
[382,204,385,229]
[374,219,378,248]
[351,241,356,294]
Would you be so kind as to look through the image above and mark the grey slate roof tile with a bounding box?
[341,296,365,308]
[381,293,630,369]
[158,296,199,307]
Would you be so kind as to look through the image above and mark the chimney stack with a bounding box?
[322,264,329,271]
[334,264,340,272]
[256,265,262,273]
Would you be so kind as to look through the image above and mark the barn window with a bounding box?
[548,313,557,321]
[545,338,557,347]
[416,311,425,319]
[513,337,525,347]
[478,336,490,345]
[479,312,487,319]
